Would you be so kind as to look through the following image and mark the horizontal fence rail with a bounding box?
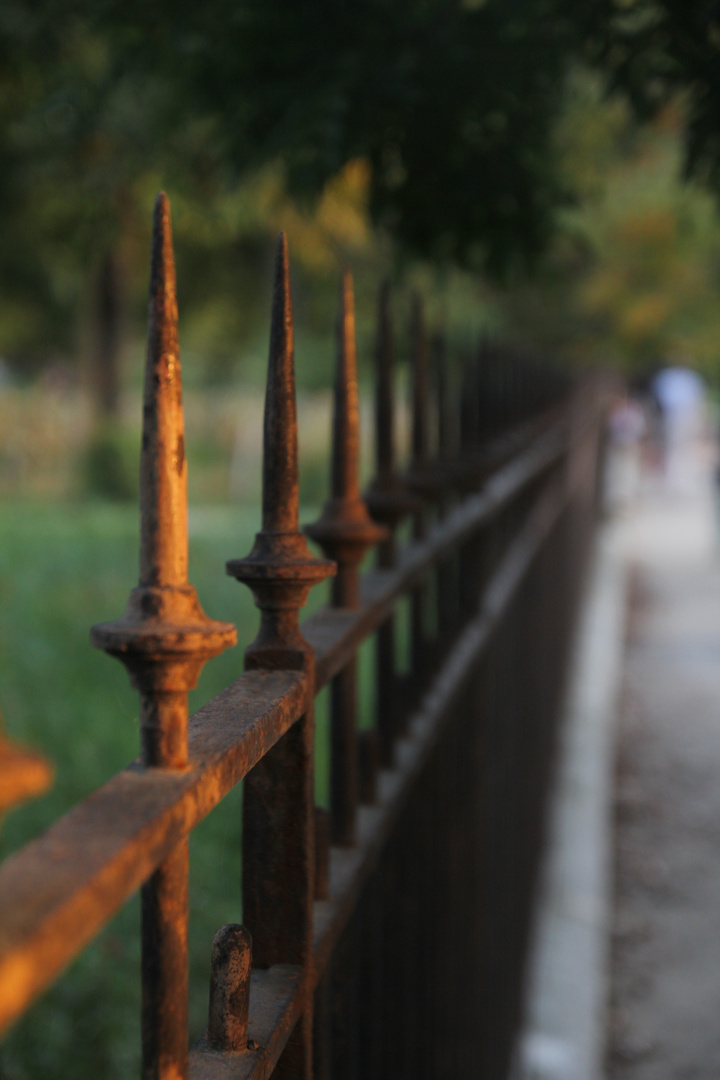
[0,194,608,1080]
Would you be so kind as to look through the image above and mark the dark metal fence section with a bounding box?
[0,195,606,1080]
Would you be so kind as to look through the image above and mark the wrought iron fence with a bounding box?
[0,193,606,1080]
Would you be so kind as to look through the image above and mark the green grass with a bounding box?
[0,498,334,1080]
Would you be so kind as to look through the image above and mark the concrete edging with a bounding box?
[515,521,628,1080]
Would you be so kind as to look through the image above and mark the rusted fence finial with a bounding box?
[91,193,237,768]
[227,234,335,667]
[306,269,385,608]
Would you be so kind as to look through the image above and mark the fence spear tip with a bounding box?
[304,266,385,606]
[140,190,186,588]
[334,265,359,501]
[261,230,298,533]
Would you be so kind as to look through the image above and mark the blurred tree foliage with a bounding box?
[496,72,720,376]
[0,0,610,381]
[592,0,720,192]
[2,0,720,384]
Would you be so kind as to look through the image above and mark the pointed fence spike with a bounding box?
[140,192,187,589]
[331,268,360,503]
[92,193,237,766]
[228,234,334,664]
[364,282,419,562]
[262,233,299,535]
[375,281,394,480]
[90,193,237,1080]
[305,268,385,609]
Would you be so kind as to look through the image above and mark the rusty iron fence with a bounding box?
[0,194,607,1080]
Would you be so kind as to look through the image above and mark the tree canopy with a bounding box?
[2,0,720,377]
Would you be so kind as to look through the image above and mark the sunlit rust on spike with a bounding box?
[375,281,394,481]
[305,269,385,609]
[226,237,329,1072]
[91,193,237,768]
[364,282,418,567]
[140,191,186,589]
[227,233,335,669]
[90,194,236,1080]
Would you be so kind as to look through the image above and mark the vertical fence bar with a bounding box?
[207,924,252,1052]
[407,294,430,688]
[306,270,385,845]
[365,284,417,766]
[91,194,236,1080]
[431,330,457,646]
[227,234,335,1079]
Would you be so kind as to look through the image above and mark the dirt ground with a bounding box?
[606,463,720,1079]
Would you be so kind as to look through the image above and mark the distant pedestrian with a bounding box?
[650,365,706,492]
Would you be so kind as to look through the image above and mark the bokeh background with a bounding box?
[2,2,720,1077]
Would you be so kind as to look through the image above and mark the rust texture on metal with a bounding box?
[227,234,333,1079]
[90,192,237,1080]
[207,924,253,1052]
[305,269,385,609]
[0,196,609,1080]
[227,233,334,672]
[0,667,307,1037]
[0,416,571,1040]
[309,455,576,983]
[306,271,385,845]
[190,965,303,1080]
[91,193,237,766]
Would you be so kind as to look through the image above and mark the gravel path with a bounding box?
[607,465,720,1079]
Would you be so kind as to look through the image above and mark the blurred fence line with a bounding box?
[0,193,608,1080]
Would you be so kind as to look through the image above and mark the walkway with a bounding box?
[607,456,720,1078]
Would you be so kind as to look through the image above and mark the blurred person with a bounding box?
[651,365,706,492]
